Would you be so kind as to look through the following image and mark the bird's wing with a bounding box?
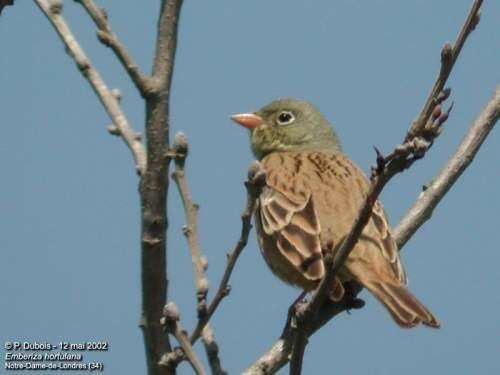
[260,154,324,281]
[260,151,405,285]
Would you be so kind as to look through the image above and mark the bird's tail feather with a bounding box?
[363,280,440,328]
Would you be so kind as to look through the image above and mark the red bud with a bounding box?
[432,105,442,121]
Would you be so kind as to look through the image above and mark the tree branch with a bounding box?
[35,1,185,374]
[407,0,482,140]
[160,161,267,370]
[76,0,153,96]
[243,290,359,375]
[289,329,307,375]
[140,1,184,375]
[189,161,267,344]
[160,303,207,375]
[151,0,182,86]
[34,0,147,174]
[170,132,228,375]
[395,85,500,248]
[170,133,209,316]
[201,326,229,375]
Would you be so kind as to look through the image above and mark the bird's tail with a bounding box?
[362,280,440,328]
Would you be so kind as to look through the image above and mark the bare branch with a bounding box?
[35,1,185,374]
[201,327,229,375]
[171,133,209,315]
[170,132,227,375]
[151,0,183,87]
[395,85,500,248]
[160,303,207,375]
[407,0,482,140]
[189,161,267,344]
[243,290,362,375]
[289,329,307,375]
[140,1,184,374]
[34,0,147,174]
[161,161,266,370]
[76,0,153,96]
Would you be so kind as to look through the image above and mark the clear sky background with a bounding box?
[1,1,499,374]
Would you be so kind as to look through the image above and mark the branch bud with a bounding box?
[96,30,111,46]
[471,10,481,30]
[440,42,453,66]
[197,278,209,298]
[247,160,266,186]
[437,88,451,104]
[200,255,209,271]
[107,125,120,136]
[431,105,442,121]
[172,132,189,156]
[99,7,108,20]
[438,101,454,126]
[163,302,180,323]
[110,88,122,101]
[49,0,63,14]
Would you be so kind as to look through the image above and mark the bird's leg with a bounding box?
[343,281,365,313]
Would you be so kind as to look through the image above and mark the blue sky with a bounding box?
[1,1,499,374]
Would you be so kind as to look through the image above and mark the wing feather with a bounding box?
[370,201,407,284]
[259,185,324,281]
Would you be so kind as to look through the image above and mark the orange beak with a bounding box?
[230,113,264,129]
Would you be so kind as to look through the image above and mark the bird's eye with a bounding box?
[276,111,295,125]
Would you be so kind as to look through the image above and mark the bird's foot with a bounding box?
[343,281,365,313]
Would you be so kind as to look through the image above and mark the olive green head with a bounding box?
[231,98,342,159]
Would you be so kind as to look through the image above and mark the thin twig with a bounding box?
[76,0,153,96]
[201,326,229,375]
[243,84,499,375]
[170,132,228,375]
[34,0,147,174]
[395,85,500,248]
[407,0,482,140]
[160,303,207,375]
[243,291,360,375]
[171,133,209,315]
[189,161,267,344]
[161,161,267,370]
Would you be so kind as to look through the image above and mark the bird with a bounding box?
[231,97,440,328]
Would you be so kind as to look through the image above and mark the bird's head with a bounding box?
[231,97,341,159]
